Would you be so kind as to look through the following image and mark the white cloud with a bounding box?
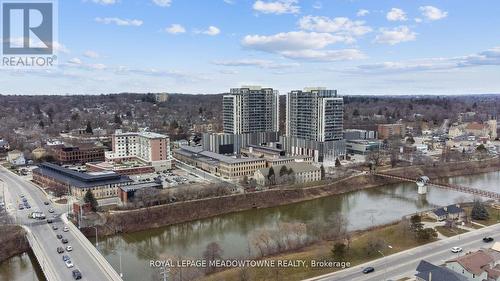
[152,0,172,7]
[375,26,416,45]
[68,58,82,65]
[386,8,407,21]
[350,47,500,74]
[241,31,365,62]
[223,0,234,4]
[92,0,117,5]
[95,17,143,26]
[298,15,372,38]
[419,6,448,21]
[165,24,186,34]
[201,26,220,36]
[253,0,300,15]
[356,9,369,17]
[279,49,366,61]
[414,18,423,23]
[83,50,100,58]
[242,31,350,52]
[312,1,322,9]
[213,59,299,69]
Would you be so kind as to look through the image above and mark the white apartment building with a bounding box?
[106,131,171,170]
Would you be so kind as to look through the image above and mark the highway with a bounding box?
[0,166,121,281]
[306,222,500,281]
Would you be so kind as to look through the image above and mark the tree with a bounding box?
[471,200,489,220]
[331,242,347,260]
[410,214,424,233]
[38,120,45,128]
[267,167,276,185]
[279,165,289,177]
[366,150,383,168]
[114,114,122,125]
[85,121,93,134]
[320,164,325,180]
[83,190,98,212]
[352,109,360,117]
[406,136,415,145]
[335,158,342,167]
[203,242,223,273]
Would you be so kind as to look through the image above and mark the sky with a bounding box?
[1,0,500,95]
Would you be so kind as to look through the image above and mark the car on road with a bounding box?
[56,247,64,254]
[65,260,74,268]
[483,237,494,243]
[47,219,53,223]
[52,225,58,230]
[44,201,49,205]
[72,269,82,280]
[56,234,63,239]
[63,226,69,232]
[62,255,70,262]
[48,208,54,213]
[62,238,69,244]
[66,246,73,252]
[451,247,463,253]
[362,267,375,274]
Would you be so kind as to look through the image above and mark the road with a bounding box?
[306,222,500,281]
[0,166,118,281]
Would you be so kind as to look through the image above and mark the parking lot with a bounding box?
[131,168,208,188]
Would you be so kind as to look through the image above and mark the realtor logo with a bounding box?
[1,0,57,68]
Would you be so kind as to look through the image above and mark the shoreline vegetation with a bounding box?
[81,157,500,237]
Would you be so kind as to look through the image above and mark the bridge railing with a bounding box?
[22,226,61,281]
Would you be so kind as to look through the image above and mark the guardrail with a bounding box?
[22,226,61,281]
[61,214,123,281]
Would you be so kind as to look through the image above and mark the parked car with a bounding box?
[62,238,69,244]
[18,204,24,210]
[44,201,49,205]
[72,269,82,280]
[47,219,53,224]
[451,247,463,253]
[483,237,494,243]
[65,260,74,268]
[66,246,73,252]
[52,225,58,230]
[63,226,69,232]
[62,255,70,262]
[362,267,375,274]
[56,234,63,239]
[48,208,54,213]
[57,247,64,254]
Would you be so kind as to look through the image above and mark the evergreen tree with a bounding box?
[85,121,93,134]
[335,158,342,167]
[267,167,275,185]
[320,164,325,180]
[114,114,122,125]
[39,120,45,128]
[84,190,98,212]
[471,200,489,220]
[279,165,289,177]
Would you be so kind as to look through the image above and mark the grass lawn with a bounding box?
[435,226,468,237]
[201,224,434,281]
[464,206,500,226]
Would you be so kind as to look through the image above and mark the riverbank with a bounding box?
[82,158,500,237]
[199,221,434,281]
[0,225,29,264]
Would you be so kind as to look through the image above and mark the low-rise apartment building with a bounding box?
[53,146,106,164]
[106,131,171,171]
[253,162,321,186]
[173,146,266,180]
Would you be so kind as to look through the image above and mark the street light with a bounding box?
[378,244,393,281]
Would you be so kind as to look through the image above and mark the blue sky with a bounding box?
[1,0,500,95]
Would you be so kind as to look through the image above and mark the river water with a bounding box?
[2,171,499,281]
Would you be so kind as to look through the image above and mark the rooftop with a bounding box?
[446,249,494,275]
[177,146,264,164]
[257,162,320,177]
[33,162,132,188]
[415,260,468,281]
[115,131,168,139]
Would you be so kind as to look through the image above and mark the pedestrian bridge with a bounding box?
[374,173,500,200]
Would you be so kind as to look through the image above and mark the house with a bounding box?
[415,260,468,281]
[253,162,321,186]
[32,147,48,160]
[7,150,26,166]
[445,249,500,281]
[429,204,465,221]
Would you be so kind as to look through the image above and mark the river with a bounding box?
[2,171,499,281]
